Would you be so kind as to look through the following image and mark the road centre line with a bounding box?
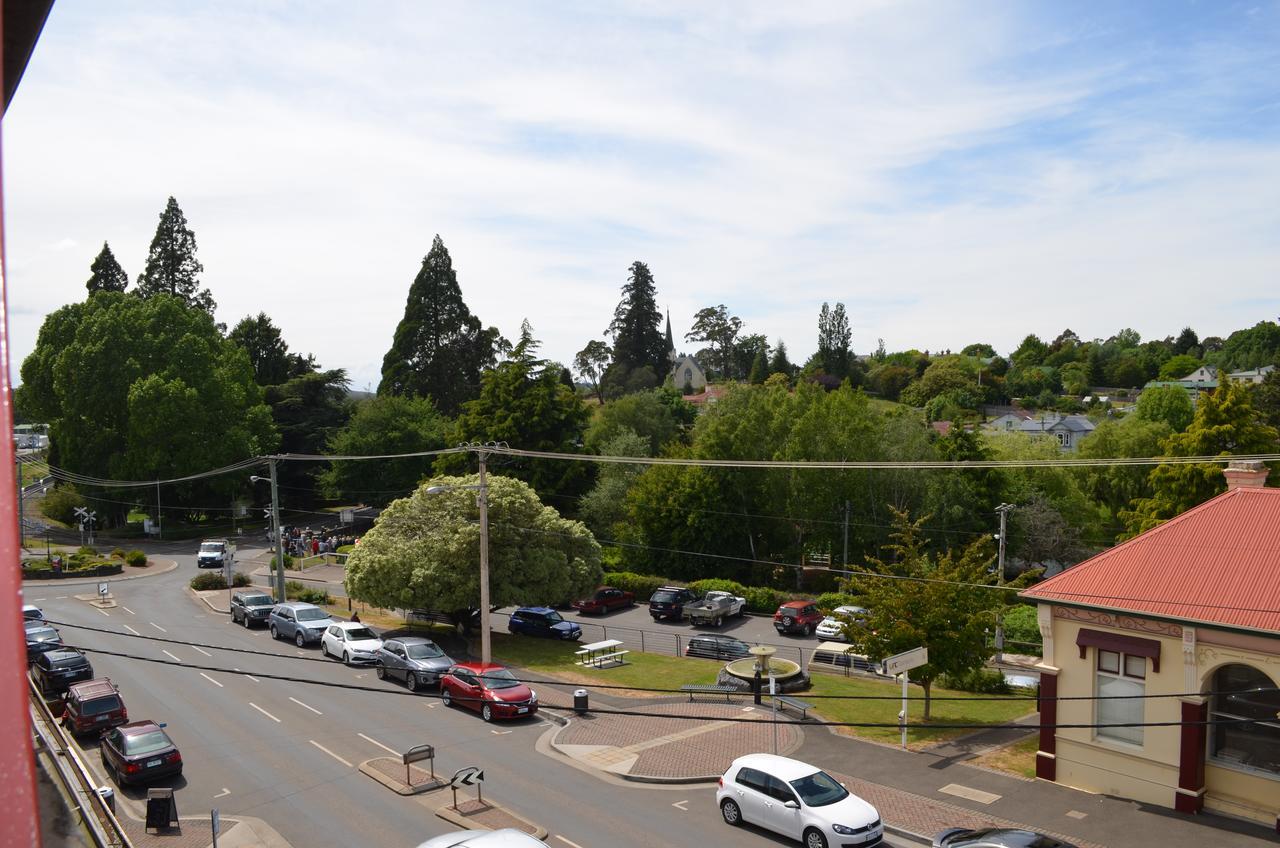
[192,646,212,657]
[32,598,46,602]
[555,836,586,848]
[123,625,140,636]
[121,606,135,615]
[289,697,322,715]
[96,607,111,617]
[309,740,353,768]
[55,596,67,600]
[150,622,167,632]
[246,675,260,683]
[162,650,182,663]
[199,672,223,688]
[357,733,400,756]
[249,703,281,723]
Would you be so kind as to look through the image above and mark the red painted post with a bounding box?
[1175,699,1207,814]
[1035,672,1057,781]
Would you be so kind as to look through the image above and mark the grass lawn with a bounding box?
[970,734,1038,778]
[18,458,49,488]
[488,632,723,695]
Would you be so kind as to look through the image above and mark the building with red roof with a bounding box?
[1021,461,1280,831]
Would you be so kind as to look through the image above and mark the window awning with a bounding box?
[1076,628,1162,673]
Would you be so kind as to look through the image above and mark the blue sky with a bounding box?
[5,1,1279,390]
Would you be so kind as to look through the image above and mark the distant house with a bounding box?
[1179,364,1219,383]
[1228,365,1275,385]
[670,355,707,393]
[985,413,1095,451]
[988,411,1033,432]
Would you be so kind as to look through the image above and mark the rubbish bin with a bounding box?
[96,786,115,813]
[573,688,589,716]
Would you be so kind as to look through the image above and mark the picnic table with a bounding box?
[575,639,628,668]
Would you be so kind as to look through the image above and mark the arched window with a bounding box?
[1209,664,1280,776]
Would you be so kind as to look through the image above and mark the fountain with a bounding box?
[717,644,809,693]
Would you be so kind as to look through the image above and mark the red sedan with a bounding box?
[571,586,635,615]
[440,663,538,722]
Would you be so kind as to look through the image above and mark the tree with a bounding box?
[585,390,683,456]
[816,302,852,378]
[579,429,650,540]
[748,346,768,384]
[768,339,794,378]
[866,364,914,401]
[573,340,612,403]
[1173,326,1200,356]
[378,235,498,415]
[843,510,1000,719]
[344,474,602,611]
[961,343,996,358]
[1010,334,1049,369]
[263,369,352,505]
[1135,384,1194,431]
[229,313,296,386]
[86,242,128,294]
[685,305,742,380]
[1254,368,1280,433]
[1078,415,1173,519]
[320,395,449,506]
[606,261,666,386]
[1007,493,1083,571]
[1216,321,1280,370]
[899,358,976,407]
[134,197,216,313]
[1157,354,1202,381]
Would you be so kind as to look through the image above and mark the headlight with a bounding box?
[530,690,538,701]
[831,824,863,836]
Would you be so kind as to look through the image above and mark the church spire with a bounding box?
[665,308,675,362]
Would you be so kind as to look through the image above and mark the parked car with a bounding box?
[417,829,548,847]
[321,621,384,664]
[507,607,582,641]
[687,590,748,627]
[717,753,883,848]
[30,648,94,696]
[23,603,44,622]
[26,625,63,663]
[814,606,869,642]
[649,586,702,621]
[774,601,824,637]
[932,828,1077,847]
[268,602,334,646]
[440,663,538,722]
[62,678,128,736]
[686,633,753,661]
[571,587,634,615]
[375,637,455,691]
[100,721,183,786]
[230,591,276,627]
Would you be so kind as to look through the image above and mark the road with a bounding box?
[27,554,914,848]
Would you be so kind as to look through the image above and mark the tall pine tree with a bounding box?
[378,235,498,415]
[134,197,216,313]
[816,302,852,378]
[607,261,666,379]
[86,242,129,294]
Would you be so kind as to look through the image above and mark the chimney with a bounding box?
[1223,460,1269,491]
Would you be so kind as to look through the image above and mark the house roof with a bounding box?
[1021,487,1280,635]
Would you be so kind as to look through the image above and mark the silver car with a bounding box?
[375,637,455,692]
[268,602,333,647]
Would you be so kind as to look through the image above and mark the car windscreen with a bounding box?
[244,596,273,607]
[54,655,89,669]
[82,696,122,716]
[346,627,378,640]
[652,592,677,602]
[296,609,329,622]
[479,669,521,690]
[789,769,850,807]
[543,611,564,623]
[406,643,444,659]
[28,628,59,642]
[122,730,172,755]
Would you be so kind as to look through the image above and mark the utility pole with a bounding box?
[994,503,1015,663]
[269,458,286,603]
[156,481,163,539]
[477,449,491,667]
[842,500,850,567]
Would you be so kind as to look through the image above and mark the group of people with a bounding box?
[279,526,358,559]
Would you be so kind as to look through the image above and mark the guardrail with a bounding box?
[28,679,132,848]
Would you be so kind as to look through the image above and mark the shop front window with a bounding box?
[1210,664,1280,777]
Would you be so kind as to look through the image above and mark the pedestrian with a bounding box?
[350,611,361,623]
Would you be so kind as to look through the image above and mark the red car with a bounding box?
[440,663,538,722]
[62,679,128,737]
[572,586,635,615]
[100,721,182,786]
[773,600,824,636]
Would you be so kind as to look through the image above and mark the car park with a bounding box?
[100,721,183,786]
[321,621,384,664]
[417,829,549,847]
[687,590,748,627]
[649,586,702,621]
[230,591,276,627]
[814,606,869,642]
[507,607,582,640]
[26,625,63,663]
[62,679,128,736]
[685,633,753,661]
[571,587,634,615]
[30,648,94,696]
[375,637,454,691]
[268,602,334,646]
[441,663,538,722]
[774,601,824,637]
[717,753,883,848]
[932,828,1077,847]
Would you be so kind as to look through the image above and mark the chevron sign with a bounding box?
[450,767,484,789]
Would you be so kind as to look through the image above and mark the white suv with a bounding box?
[717,753,882,848]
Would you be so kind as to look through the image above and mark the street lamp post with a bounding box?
[994,502,1015,663]
[250,459,287,603]
[427,445,494,666]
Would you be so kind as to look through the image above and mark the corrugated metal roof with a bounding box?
[1021,487,1280,635]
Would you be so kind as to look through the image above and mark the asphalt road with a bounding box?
[26,555,913,848]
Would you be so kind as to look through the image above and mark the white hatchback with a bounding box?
[814,606,869,642]
[717,753,882,848]
[321,622,384,665]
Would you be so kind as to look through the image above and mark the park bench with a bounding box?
[680,684,737,702]
[772,694,814,719]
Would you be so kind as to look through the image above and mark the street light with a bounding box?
[249,461,287,603]
[993,503,1015,663]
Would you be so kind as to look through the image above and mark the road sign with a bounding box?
[450,766,484,788]
[211,808,221,848]
[403,744,435,766]
[882,646,928,677]
[98,583,109,598]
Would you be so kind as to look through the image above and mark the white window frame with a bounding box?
[1095,648,1145,746]
[1057,431,1071,448]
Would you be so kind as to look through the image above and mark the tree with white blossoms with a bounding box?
[344,474,602,613]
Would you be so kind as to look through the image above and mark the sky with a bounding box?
[5,1,1280,391]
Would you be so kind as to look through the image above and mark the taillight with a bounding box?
[121,708,128,721]
[717,777,723,788]
[167,751,182,764]
[125,762,141,774]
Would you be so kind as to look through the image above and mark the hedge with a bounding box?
[285,580,330,604]
[22,561,122,580]
[189,572,252,591]
[125,549,148,567]
[601,571,669,600]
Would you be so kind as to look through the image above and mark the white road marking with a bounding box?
[199,673,224,688]
[426,703,437,709]
[249,703,281,723]
[55,596,68,600]
[289,697,322,715]
[150,622,167,632]
[32,598,47,602]
[121,606,135,615]
[246,675,261,683]
[491,730,512,735]
[672,800,689,811]
[357,733,400,756]
[192,646,212,657]
[162,650,182,663]
[123,624,141,635]
[213,788,231,799]
[555,836,586,848]
[97,607,111,617]
[309,740,353,768]
[1066,810,1088,820]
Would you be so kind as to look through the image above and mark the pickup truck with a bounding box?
[196,539,235,570]
[685,590,747,627]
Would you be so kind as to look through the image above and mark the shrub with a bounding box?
[813,592,863,613]
[111,547,127,559]
[39,483,83,525]
[602,571,669,599]
[1001,604,1042,648]
[270,553,295,569]
[78,546,99,556]
[125,549,148,567]
[939,668,1011,694]
[688,578,750,597]
[742,585,787,614]
[190,572,228,591]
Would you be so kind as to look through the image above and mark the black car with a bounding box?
[933,828,1077,848]
[649,587,702,621]
[25,625,63,663]
[685,634,752,661]
[507,607,582,640]
[30,649,94,696]
[230,591,275,627]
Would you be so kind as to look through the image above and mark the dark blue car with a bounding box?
[507,607,582,641]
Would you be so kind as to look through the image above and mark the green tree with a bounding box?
[585,390,683,455]
[86,242,128,294]
[1216,321,1280,370]
[768,339,793,378]
[606,261,666,386]
[1157,354,1202,381]
[229,312,295,386]
[1011,334,1049,369]
[134,197,215,313]
[866,364,913,401]
[320,395,449,506]
[961,343,996,358]
[843,511,1000,719]
[573,340,612,403]
[378,235,498,415]
[1077,415,1173,518]
[344,474,602,610]
[1173,326,1200,357]
[1122,380,1280,536]
[579,429,650,540]
[685,304,742,379]
[816,302,852,378]
[899,357,976,407]
[748,346,768,384]
[1135,384,1195,431]
[1254,368,1280,433]
[263,369,352,505]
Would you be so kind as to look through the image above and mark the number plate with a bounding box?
[96,715,109,722]
[517,707,528,714]
[146,758,162,767]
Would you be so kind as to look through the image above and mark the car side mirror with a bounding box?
[158,722,167,728]
[784,800,800,809]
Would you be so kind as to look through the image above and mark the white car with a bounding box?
[417,829,547,847]
[717,753,882,848]
[814,606,868,642]
[320,622,383,665]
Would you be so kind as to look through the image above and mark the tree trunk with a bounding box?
[922,679,933,720]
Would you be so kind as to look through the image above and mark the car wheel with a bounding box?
[720,798,742,826]
[803,828,828,848]
[714,616,723,628]
[802,624,813,637]
[242,614,250,628]
[407,673,420,692]
[296,631,306,648]
[441,688,452,707]
[270,625,279,640]
[342,651,351,665]
[375,664,386,680]
[481,704,493,722]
